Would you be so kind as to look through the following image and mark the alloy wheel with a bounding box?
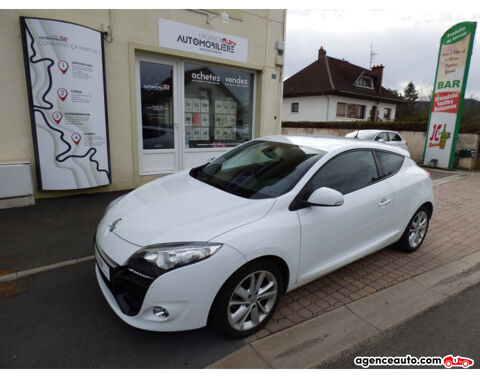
[227,270,278,331]
[408,210,428,249]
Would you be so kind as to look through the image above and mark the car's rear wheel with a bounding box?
[397,206,430,252]
[210,259,284,338]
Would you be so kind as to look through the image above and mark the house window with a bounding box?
[384,108,392,120]
[356,77,374,89]
[347,104,366,119]
[336,102,346,117]
[291,102,299,113]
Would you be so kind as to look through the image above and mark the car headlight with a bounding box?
[104,194,126,216]
[126,242,223,279]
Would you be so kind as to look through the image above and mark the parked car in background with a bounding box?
[345,129,409,151]
[95,135,432,338]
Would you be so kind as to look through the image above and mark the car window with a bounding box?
[190,140,326,199]
[377,151,404,177]
[388,132,402,142]
[374,132,389,141]
[310,150,380,195]
[355,130,378,140]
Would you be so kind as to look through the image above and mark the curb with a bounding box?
[208,251,480,369]
[0,255,94,282]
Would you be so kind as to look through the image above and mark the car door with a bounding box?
[295,149,395,285]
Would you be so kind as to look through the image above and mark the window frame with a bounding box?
[355,76,374,89]
[290,148,382,210]
[375,149,405,178]
[388,132,402,142]
[384,108,392,120]
[291,102,299,113]
[336,102,347,117]
[374,132,389,142]
[289,148,407,210]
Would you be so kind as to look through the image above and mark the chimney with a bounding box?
[318,46,326,60]
[372,64,384,94]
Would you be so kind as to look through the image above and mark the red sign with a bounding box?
[432,92,460,113]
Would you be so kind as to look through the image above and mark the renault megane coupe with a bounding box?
[95,135,433,337]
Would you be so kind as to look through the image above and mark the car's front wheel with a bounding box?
[210,259,284,338]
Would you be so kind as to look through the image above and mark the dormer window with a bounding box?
[356,76,374,89]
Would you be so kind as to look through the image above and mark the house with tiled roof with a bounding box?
[282,47,404,123]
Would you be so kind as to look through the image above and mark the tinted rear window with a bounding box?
[377,151,404,176]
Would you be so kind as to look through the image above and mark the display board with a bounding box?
[20,17,111,190]
[422,22,477,169]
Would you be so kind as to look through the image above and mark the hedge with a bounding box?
[282,120,480,133]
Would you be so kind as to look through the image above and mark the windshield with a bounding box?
[354,130,380,140]
[190,140,326,199]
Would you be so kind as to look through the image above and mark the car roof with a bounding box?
[258,135,410,157]
[355,129,401,134]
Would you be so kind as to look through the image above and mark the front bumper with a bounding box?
[95,242,247,332]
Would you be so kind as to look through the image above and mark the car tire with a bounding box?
[209,259,284,338]
[397,205,430,253]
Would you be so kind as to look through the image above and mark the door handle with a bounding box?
[378,198,391,207]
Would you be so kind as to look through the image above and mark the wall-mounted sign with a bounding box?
[423,22,477,169]
[158,18,248,63]
[20,17,111,190]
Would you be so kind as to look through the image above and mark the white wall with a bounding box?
[282,94,397,122]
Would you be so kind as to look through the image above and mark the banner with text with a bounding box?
[20,17,111,190]
[158,18,248,63]
[422,21,477,169]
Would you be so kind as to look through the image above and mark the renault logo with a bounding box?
[109,218,122,232]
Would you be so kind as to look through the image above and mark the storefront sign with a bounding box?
[423,22,476,169]
[20,17,111,190]
[158,18,248,63]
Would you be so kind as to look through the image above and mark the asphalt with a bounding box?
[321,281,480,369]
[0,260,244,368]
[0,190,130,273]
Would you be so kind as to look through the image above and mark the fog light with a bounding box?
[153,306,169,318]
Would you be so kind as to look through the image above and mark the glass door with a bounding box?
[136,56,179,175]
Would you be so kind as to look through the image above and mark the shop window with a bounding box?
[184,63,254,148]
[336,102,346,117]
[291,102,299,113]
[384,108,392,120]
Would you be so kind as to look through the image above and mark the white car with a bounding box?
[95,135,433,337]
[345,130,409,151]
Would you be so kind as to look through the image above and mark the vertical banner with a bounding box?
[20,17,111,190]
[423,22,476,169]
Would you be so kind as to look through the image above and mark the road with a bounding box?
[0,261,244,368]
[321,282,480,369]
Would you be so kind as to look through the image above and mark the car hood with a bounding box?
[104,171,275,247]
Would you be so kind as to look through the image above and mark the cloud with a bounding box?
[285,9,480,98]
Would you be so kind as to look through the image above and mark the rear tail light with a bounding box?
[424,169,431,178]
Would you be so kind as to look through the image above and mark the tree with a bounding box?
[403,81,419,103]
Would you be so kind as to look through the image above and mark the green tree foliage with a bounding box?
[403,81,419,103]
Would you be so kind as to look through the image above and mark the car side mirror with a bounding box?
[377,138,386,143]
[304,187,344,207]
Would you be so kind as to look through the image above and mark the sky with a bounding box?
[285,8,480,99]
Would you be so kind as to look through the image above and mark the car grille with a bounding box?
[96,238,153,316]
